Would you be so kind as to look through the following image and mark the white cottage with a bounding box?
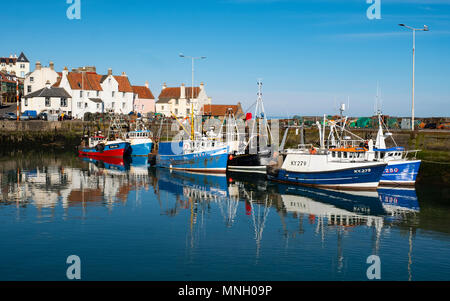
[155,82,211,118]
[22,81,71,115]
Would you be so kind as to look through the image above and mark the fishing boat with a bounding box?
[157,139,229,173]
[156,106,229,173]
[226,81,275,174]
[372,113,421,186]
[78,133,130,158]
[125,120,154,156]
[268,119,387,190]
[328,112,421,186]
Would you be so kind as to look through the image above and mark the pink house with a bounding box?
[132,81,155,116]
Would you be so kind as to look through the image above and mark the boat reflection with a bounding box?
[378,187,420,215]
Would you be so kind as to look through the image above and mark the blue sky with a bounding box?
[1,0,449,117]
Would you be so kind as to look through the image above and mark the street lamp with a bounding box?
[179,53,206,114]
[399,24,429,131]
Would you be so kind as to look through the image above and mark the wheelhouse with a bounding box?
[127,130,151,139]
[328,147,367,162]
[373,147,405,161]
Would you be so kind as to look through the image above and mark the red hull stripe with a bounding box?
[78,148,126,158]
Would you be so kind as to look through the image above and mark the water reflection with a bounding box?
[1,153,450,280]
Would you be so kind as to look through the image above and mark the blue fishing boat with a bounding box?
[156,139,229,173]
[125,119,154,156]
[373,113,421,186]
[126,129,154,156]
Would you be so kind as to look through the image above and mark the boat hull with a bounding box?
[227,153,268,174]
[268,163,387,190]
[129,141,153,156]
[379,160,421,186]
[78,142,129,158]
[157,142,229,173]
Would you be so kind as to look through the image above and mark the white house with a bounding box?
[24,61,60,96]
[55,67,135,119]
[155,82,211,118]
[0,52,30,78]
[22,81,72,115]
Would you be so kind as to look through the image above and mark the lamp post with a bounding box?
[179,53,206,115]
[399,24,429,131]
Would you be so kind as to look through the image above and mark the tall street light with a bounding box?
[399,24,429,131]
[179,53,206,114]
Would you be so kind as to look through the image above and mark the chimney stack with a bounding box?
[180,83,186,99]
[145,81,149,88]
[162,83,167,90]
[200,82,204,90]
[49,61,54,70]
[108,68,112,76]
[122,71,127,77]
[35,61,42,70]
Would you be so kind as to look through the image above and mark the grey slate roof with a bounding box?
[24,86,71,98]
[17,52,29,63]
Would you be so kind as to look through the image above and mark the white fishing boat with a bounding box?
[268,117,387,190]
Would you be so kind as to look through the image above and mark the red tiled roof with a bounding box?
[132,85,154,99]
[0,72,16,83]
[53,77,62,87]
[158,86,200,99]
[67,72,103,91]
[202,104,241,116]
[114,75,133,93]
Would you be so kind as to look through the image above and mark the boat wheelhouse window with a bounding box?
[375,152,379,159]
[349,153,353,158]
[380,152,385,159]
[388,153,393,157]
[338,152,342,158]
[343,152,348,159]
[332,151,336,158]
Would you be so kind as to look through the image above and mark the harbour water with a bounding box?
[0,151,449,281]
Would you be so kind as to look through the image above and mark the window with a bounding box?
[332,151,335,158]
[338,152,341,158]
[186,109,190,114]
[85,103,88,108]
[21,72,25,77]
[20,64,25,69]
[97,103,100,109]
[112,91,115,97]
[30,77,34,83]
[27,86,31,93]
[45,98,51,107]
[175,108,178,115]
[123,92,125,98]
[80,91,83,98]
[176,99,179,105]
[97,91,100,97]
[122,102,125,109]
[60,98,67,107]
[343,152,347,159]
[77,102,82,109]
[112,102,115,108]
[24,99,28,106]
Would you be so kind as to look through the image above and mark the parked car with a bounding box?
[38,112,48,120]
[2,112,17,120]
[22,110,38,120]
